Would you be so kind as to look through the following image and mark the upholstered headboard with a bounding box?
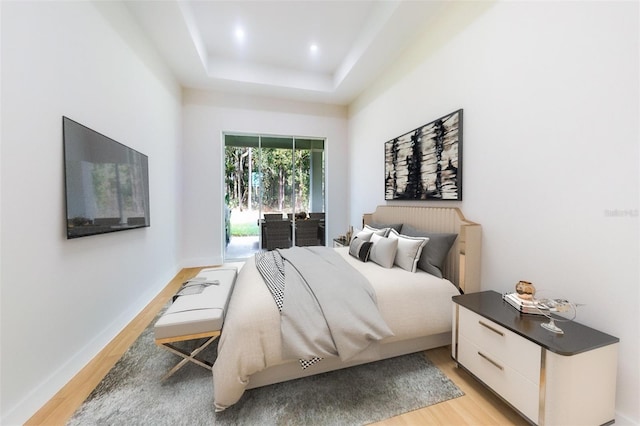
[363,205,481,294]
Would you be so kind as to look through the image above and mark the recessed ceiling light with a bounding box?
[310,44,318,53]
[235,27,245,42]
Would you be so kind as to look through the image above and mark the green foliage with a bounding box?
[224,146,312,212]
[230,221,259,237]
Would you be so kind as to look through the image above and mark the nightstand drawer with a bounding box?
[458,334,539,423]
[459,307,540,384]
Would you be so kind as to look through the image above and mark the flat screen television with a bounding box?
[63,116,150,238]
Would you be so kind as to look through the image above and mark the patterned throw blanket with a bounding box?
[255,246,394,369]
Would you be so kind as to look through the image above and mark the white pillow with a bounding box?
[350,228,372,243]
[351,225,388,243]
[364,224,391,237]
[388,229,429,272]
[369,233,398,268]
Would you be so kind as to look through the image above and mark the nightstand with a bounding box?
[333,237,348,248]
[452,291,619,426]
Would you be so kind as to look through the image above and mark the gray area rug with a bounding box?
[69,313,463,425]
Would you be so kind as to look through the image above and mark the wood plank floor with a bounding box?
[26,266,527,426]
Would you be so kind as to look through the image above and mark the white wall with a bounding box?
[0,2,183,424]
[348,1,639,423]
[181,89,349,267]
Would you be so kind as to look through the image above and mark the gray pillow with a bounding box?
[401,224,458,278]
[369,233,398,268]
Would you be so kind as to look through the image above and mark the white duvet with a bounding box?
[212,247,459,411]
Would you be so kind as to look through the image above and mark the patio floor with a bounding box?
[225,235,260,261]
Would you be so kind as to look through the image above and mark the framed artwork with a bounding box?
[385,109,462,201]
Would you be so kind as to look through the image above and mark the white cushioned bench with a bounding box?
[154,267,237,379]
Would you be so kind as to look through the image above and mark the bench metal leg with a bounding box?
[158,334,219,380]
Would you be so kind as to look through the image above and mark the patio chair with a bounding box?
[295,219,320,247]
[263,220,292,250]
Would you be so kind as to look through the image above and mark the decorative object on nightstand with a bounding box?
[503,292,544,315]
[504,282,579,334]
[515,280,536,300]
[452,291,619,426]
[535,297,576,334]
[345,225,353,243]
[333,237,348,248]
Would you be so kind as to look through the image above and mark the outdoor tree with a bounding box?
[225,146,311,213]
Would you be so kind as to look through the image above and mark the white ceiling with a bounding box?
[125,0,445,105]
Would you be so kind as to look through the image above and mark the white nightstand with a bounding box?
[452,291,619,426]
[333,237,348,248]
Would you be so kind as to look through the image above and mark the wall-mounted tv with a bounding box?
[63,116,150,239]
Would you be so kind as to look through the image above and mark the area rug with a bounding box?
[68,312,463,426]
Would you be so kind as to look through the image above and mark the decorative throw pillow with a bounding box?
[387,229,429,272]
[349,237,373,262]
[369,233,398,268]
[400,224,458,278]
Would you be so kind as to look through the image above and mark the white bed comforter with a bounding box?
[212,247,459,411]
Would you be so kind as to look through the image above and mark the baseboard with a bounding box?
[1,272,174,426]
[615,411,640,426]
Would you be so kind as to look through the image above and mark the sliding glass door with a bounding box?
[224,133,325,260]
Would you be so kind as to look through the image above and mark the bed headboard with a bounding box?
[363,206,481,294]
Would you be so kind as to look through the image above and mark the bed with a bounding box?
[212,205,481,411]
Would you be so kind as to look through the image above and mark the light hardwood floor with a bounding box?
[26,266,527,426]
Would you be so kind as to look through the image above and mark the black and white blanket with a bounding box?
[256,246,394,369]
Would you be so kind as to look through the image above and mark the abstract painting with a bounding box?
[385,109,462,201]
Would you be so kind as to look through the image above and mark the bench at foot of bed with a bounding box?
[153,267,237,380]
